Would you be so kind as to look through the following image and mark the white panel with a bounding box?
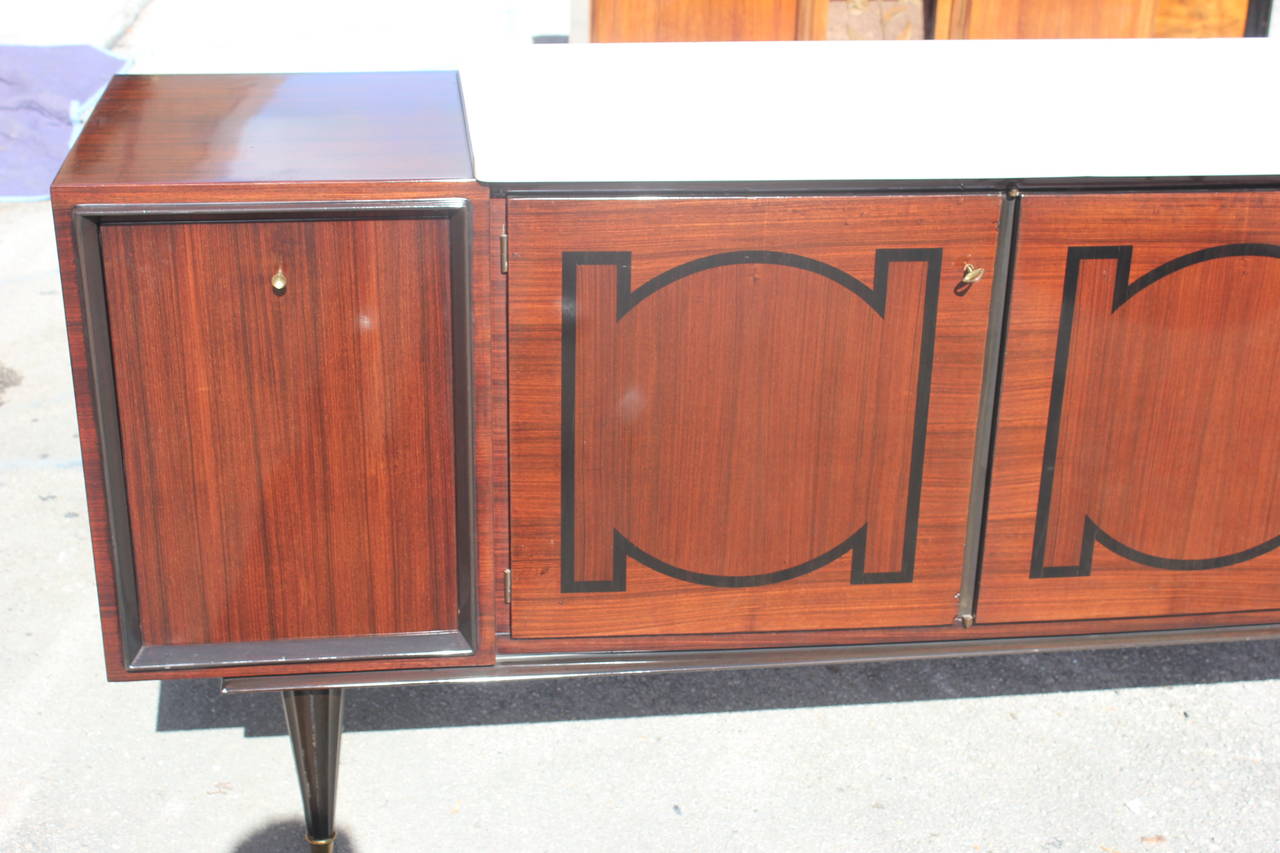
[461,39,1280,183]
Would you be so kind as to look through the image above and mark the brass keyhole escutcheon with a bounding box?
[954,262,984,296]
[271,268,287,294]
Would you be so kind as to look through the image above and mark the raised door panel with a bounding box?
[508,195,1002,638]
[981,190,1280,623]
[98,212,472,667]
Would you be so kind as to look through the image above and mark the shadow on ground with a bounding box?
[233,820,359,853]
[156,638,1280,737]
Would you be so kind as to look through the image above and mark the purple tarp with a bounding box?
[0,44,125,201]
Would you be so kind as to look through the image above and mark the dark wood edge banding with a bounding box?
[72,207,143,666]
[957,192,1019,620]
[132,630,472,671]
[71,199,480,672]
[490,176,1280,199]
[222,620,1280,693]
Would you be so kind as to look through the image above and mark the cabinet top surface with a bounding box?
[52,40,1279,191]
[53,71,473,188]
[461,39,1280,184]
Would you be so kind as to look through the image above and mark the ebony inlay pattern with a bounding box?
[560,248,943,591]
[1032,242,1280,578]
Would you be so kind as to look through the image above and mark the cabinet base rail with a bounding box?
[233,621,1280,695]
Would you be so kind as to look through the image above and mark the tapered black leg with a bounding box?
[282,688,345,850]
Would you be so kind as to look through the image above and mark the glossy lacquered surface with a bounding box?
[54,182,499,680]
[508,195,1002,637]
[54,72,472,187]
[52,69,499,679]
[102,216,460,646]
[981,190,1280,623]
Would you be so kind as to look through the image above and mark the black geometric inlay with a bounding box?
[619,250,884,319]
[614,528,867,590]
[561,248,942,593]
[1031,243,1280,579]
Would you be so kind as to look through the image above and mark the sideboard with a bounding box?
[51,40,1280,850]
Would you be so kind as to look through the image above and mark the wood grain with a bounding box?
[54,180,497,681]
[591,0,824,41]
[497,607,1280,653]
[1154,0,1249,36]
[102,218,457,645]
[490,197,513,636]
[796,0,830,38]
[508,195,1001,638]
[936,0,1157,37]
[935,0,1249,37]
[981,190,1280,623]
[53,72,472,188]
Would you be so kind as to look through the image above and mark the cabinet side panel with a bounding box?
[101,217,459,645]
[54,200,134,677]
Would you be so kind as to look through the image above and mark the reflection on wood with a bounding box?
[102,218,460,646]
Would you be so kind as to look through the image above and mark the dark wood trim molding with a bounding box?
[71,199,480,672]
[492,176,1280,199]
[223,619,1280,693]
[956,191,1020,622]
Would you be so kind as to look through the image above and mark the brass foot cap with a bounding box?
[305,835,335,850]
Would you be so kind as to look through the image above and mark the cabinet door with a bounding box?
[92,209,475,670]
[508,195,1001,638]
[981,191,1280,623]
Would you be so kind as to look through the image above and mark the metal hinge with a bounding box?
[500,230,509,274]
[503,568,512,604]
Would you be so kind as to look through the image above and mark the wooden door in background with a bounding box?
[508,195,1001,638]
[590,0,827,41]
[980,191,1280,624]
[934,0,1254,37]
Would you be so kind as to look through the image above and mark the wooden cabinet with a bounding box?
[53,71,1280,671]
[50,66,1280,848]
[981,190,1280,623]
[508,195,1002,637]
[52,72,498,681]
